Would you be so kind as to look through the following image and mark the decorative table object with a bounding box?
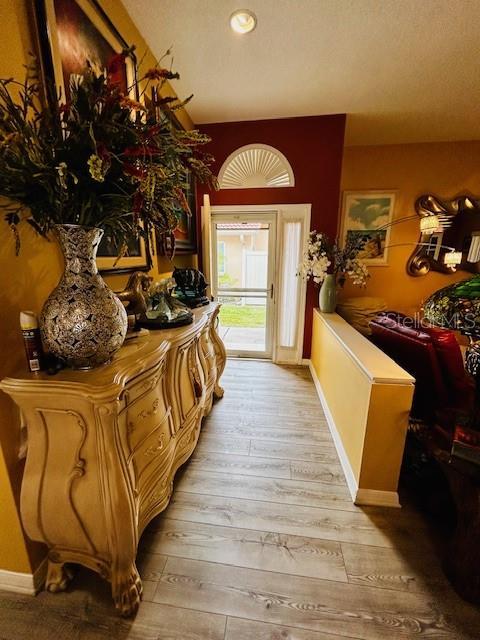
[116,272,153,319]
[424,275,480,424]
[41,225,127,369]
[319,274,337,313]
[423,275,480,374]
[138,278,193,329]
[299,231,369,312]
[173,267,210,308]
[0,53,216,368]
[0,303,226,616]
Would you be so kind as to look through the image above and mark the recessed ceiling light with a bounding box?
[230,9,257,34]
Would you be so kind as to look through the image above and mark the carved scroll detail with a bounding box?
[210,306,227,398]
[138,398,159,420]
[144,433,165,456]
[66,410,96,556]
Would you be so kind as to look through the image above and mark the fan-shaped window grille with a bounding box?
[218,144,295,189]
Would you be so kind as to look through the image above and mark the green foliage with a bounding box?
[452,275,480,299]
[218,273,238,287]
[219,304,266,327]
[0,52,217,263]
[424,275,480,332]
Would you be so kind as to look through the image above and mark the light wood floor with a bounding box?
[2,359,480,639]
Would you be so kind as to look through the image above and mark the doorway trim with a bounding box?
[201,202,311,364]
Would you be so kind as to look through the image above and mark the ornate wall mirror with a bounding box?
[407,194,480,277]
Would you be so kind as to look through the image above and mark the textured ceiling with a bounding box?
[123,0,480,145]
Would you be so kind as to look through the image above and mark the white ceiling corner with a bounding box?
[123,0,480,146]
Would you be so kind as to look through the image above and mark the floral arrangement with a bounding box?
[299,231,370,288]
[0,50,217,262]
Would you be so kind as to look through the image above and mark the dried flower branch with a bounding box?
[0,51,217,262]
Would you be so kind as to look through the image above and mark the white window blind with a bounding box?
[279,221,301,347]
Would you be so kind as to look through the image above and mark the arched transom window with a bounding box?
[218,143,295,189]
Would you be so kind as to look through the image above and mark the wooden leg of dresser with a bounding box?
[213,384,224,399]
[111,561,143,617]
[211,306,226,396]
[45,559,75,593]
[204,393,214,415]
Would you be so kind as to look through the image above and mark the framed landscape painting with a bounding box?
[341,191,396,265]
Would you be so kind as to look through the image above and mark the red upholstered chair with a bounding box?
[369,312,474,428]
[371,314,480,593]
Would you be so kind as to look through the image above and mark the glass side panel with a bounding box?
[217,294,266,354]
[279,221,301,347]
[215,223,269,291]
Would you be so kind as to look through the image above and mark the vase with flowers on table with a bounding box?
[299,231,370,312]
[0,51,217,370]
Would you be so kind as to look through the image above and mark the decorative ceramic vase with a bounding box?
[40,224,127,369]
[319,274,337,313]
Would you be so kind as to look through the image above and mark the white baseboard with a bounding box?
[307,359,358,502]
[307,359,401,508]
[301,358,310,366]
[0,557,47,595]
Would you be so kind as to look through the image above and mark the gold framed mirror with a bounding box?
[407,194,480,277]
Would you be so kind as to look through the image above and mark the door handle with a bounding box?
[270,284,274,299]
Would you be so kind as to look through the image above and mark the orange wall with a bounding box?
[339,141,480,315]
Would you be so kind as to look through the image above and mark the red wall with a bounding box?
[197,114,346,357]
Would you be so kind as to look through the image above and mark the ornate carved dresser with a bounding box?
[0,303,225,616]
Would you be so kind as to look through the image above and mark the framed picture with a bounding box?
[174,171,197,254]
[33,0,137,103]
[33,0,145,273]
[341,190,396,265]
[156,168,197,257]
[96,230,148,274]
[149,99,197,257]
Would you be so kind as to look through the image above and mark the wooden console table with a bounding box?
[0,303,225,616]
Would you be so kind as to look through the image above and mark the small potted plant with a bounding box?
[299,231,369,312]
[0,52,216,368]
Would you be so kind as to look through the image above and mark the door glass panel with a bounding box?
[213,218,273,358]
[217,295,267,354]
[215,223,269,291]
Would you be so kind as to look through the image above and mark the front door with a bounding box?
[211,212,276,358]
